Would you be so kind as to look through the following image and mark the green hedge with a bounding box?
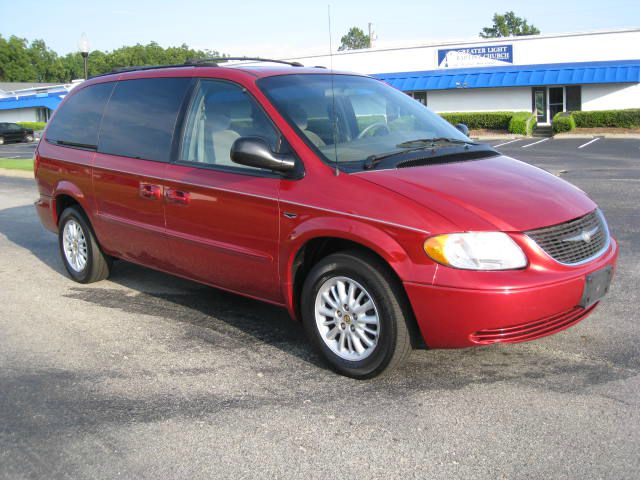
[17,121,46,131]
[572,109,640,128]
[439,112,513,131]
[440,111,536,135]
[552,112,576,133]
[508,112,537,136]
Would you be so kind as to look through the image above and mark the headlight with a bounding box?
[424,232,527,270]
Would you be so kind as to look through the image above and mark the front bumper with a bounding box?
[404,238,619,348]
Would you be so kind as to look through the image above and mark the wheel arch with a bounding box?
[52,181,90,226]
[281,218,423,346]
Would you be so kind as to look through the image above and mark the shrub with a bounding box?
[439,112,513,131]
[552,112,576,133]
[572,109,640,128]
[508,112,537,136]
[439,111,537,135]
[17,121,46,131]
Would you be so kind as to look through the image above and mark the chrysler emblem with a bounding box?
[563,226,599,243]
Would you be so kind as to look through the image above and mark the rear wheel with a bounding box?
[301,250,412,379]
[58,206,111,283]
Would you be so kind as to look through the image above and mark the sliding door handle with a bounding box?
[139,183,162,200]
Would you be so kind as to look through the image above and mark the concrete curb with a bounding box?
[0,169,34,179]
[554,133,640,139]
[472,135,525,141]
[474,133,640,141]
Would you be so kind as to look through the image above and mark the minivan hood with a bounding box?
[357,155,596,232]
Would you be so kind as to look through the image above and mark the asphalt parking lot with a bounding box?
[1,138,639,479]
[0,141,37,159]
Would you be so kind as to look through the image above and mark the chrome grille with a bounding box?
[526,209,609,265]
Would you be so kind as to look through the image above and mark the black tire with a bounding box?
[0,137,4,145]
[58,206,111,283]
[301,250,413,379]
[24,134,34,143]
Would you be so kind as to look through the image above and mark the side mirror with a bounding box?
[454,123,469,136]
[231,137,296,173]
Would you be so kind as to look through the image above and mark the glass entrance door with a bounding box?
[533,87,547,124]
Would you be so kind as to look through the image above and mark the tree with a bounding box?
[28,39,66,82]
[480,11,540,38]
[0,35,222,83]
[338,27,370,51]
[0,35,36,82]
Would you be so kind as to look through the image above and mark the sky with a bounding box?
[1,0,639,58]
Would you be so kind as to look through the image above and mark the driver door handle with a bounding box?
[165,188,191,205]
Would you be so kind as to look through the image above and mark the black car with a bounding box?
[0,122,35,145]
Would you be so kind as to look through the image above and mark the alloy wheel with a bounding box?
[62,219,88,272]
[314,276,380,361]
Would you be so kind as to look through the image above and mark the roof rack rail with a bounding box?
[87,64,194,79]
[109,63,194,74]
[188,56,304,67]
[89,56,305,79]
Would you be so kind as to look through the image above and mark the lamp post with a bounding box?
[78,33,90,80]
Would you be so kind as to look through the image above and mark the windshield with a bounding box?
[257,74,469,165]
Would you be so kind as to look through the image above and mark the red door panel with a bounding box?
[92,153,170,267]
[163,164,282,303]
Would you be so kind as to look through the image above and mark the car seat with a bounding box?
[288,105,326,147]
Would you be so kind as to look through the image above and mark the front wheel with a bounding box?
[301,250,412,379]
[58,206,111,283]
[24,134,34,143]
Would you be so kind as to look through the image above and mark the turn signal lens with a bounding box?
[424,232,527,270]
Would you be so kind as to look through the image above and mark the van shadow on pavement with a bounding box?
[0,202,634,393]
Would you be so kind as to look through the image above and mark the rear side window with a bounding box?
[45,82,114,148]
[98,78,192,162]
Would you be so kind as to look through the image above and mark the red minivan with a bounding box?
[34,59,618,378]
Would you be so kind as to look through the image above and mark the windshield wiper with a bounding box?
[396,137,477,148]
[363,137,477,170]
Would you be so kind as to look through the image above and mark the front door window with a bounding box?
[180,80,280,170]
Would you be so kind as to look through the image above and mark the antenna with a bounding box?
[328,5,339,176]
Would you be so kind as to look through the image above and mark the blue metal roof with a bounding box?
[0,91,65,111]
[373,60,640,91]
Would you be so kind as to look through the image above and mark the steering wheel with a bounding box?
[357,122,391,139]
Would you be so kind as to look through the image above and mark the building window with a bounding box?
[36,108,52,122]
[566,86,581,111]
[408,91,427,106]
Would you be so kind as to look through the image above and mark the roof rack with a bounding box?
[108,63,194,75]
[188,56,305,67]
[90,56,305,79]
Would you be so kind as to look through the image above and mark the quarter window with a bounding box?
[180,80,279,171]
[45,82,114,148]
[98,78,192,162]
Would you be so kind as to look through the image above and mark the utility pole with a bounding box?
[368,23,373,48]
